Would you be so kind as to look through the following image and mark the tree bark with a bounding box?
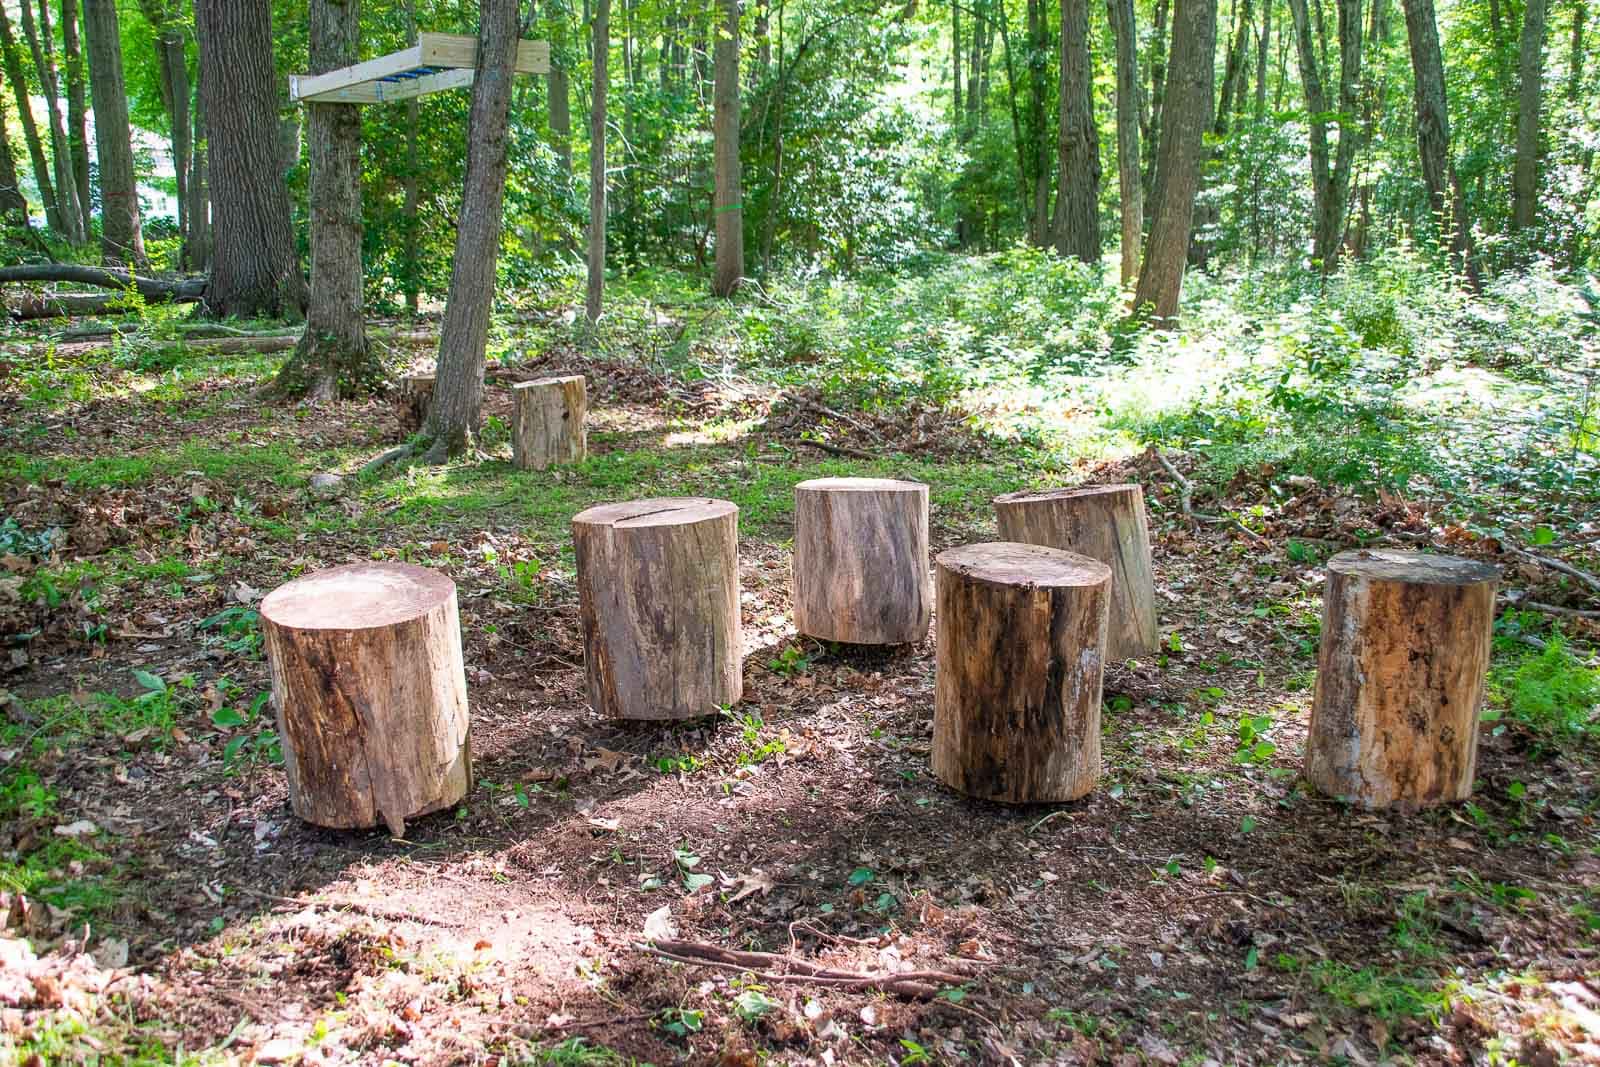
[0,94,28,223]
[196,0,306,318]
[61,0,90,236]
[1400,0,1476,283]
[993,484,1159,661]
[1512,0,1548,234]
[586,0,608,323]
[271,0,378,402]
[793,477,932,646]
[1143,0,1170,199]
[187,66,210,273]
[1568,0,1585,104]
[424,0,520,460]
[82,0,146,267]
[1109,0,1142,284]
[0,4,59,233]
[136,0,191,263]
[1255,0,1272,115]
[1053,0,1102,263]
[511,375,588,469]
[572,498,744,720]
[1027,0,1050,245]
[0,263,206,300]
[20,0,84,243]
[261,563,472,838]
[1305,550,1497,810]
[1133,0,1217,323]
[931,542,1110,804]
[712,0,744,296]
[550,45,572,180]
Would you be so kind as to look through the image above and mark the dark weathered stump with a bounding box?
[931,542,1111,804]
[993,483,1159,660]
[1305,549,1499,809]
[511,374,588,470]
[396,373,435,434]
[260,562,472,837]
[572,497,743,720]
[792,477,931,645]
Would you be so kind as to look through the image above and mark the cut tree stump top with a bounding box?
[511,374,584,391]
[573,497,738,530]
[937,542,1111,590]
[1327,549,1500,586]
[992,483,1139,506]
[795,476,926,495]
[260,562,456,631]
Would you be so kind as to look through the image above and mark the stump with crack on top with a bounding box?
[572,497,743,720]
[260,562,472,837]
[792,477,931,645]
[932,542,1111,804]
[1305,549,1499,809]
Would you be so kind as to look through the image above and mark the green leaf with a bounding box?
[1240,815,1257,834]
[1508,781,1527,801]
[847,866,875,886]
[673,847,702,869]
[223,736,248,763]
[133,669,167,693]
[1244,947,1259,970]
[211,707,247,728]
[732,989,776,1021]
[936,987,967,1003]
[1529,526,1557,546]
[683,872,714,892]
[1252,740,1277,760]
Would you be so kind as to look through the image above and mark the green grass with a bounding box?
[1294,960,1449,1023]
[0,441,314,490]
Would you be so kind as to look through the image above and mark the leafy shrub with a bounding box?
[1499,638,1600,738]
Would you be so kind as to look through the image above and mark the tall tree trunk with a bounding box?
[1133,0,1217,322]
[0,5,60,232]
[21,0,84,242]
[82,0,147,267]
[712,0,743,296]
[0,94,30,223]
[1568,0,1584,103]
[1053,0,1102,262]
[425,0,521,461]
[1287,0,1331,260]
[586,0,609,322]
[61,0,90,228]
[997,9,1032,237]
[1027,0,1050,245]
[1321,0,1363,266]
[271,0,377,401]
[1400,0,1476,282]
[1143,0,1170,199]
[139,1,191,264]
[401,0,422,315]
[1256,0,1272,114]
[953,0,963,123]
[196,0,306,318]
[1214,0,1251,137]
[188,69,210,272]
[1512,0,1548,233]
[1109,0,1142,283]
[550,43,573,179]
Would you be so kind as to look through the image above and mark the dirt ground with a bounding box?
[2,337,1598,1066]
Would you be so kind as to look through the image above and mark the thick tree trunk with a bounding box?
[931,543,1110,804]
[1305,550,1497,809]
[424,0,520,460]
[792,477,932,646]
[1133,0,1217,323]
[1400,0,1476,283]
[272,0,379,402]
[261,563,472,838]
[82,0,146,267]
[1109,0,1142,284]
[712,0,743,296]
[572,498,744,720]
[62,0,90,234]
[511,375,588,469]
[20,0,83,243]
[993,484,1159,661]
[1512,0,1548,233]
[1053,0,1102,263]
[0,5,59,233]
[1143,0,1170,199]
[196,0,306,318]
[586,0,608,323]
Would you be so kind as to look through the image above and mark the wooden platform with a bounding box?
[290,33,550,105]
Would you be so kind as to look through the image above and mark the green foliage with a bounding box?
[1493,637,1600,739]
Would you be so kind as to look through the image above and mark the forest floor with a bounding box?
[1,283,1598,1065]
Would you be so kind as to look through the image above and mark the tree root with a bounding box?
[646,938,969,999]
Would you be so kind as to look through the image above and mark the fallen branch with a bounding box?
[232,885,463,928]
[1,264,207,302]
[361,443,415,475]
[1150,446,1195,517]
[1509,548,1600,595]
[647,938,968,999]
[1521,600,1600,620]
[783,438,877,461]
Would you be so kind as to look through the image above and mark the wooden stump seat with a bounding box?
[932,542,1111,804]
[260,562,472,838]
[1305,549,1499,809]
[511,374,588,470]
[572,497,743,720]
[792,477,931,645]
[993,483,1159,660]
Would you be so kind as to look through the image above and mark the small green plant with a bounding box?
[731,987,776,1022]
[1391,892,1443,958]
[1234,713,1276,763]
[767,644,811,676]
[654,1006,704,1039]
[723,707,787,767]
[497,558,543,602]
[1495,637,1600,738]
[212,691,283,770]
[200,605,264,658]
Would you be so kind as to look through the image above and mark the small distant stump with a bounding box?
[572,498,743,720]
[396,373,435,434]
[1305,549,1499,809]
[512,375,588,470]
[932,542,1111,804]
[993,483,1158,661]
[792,477,931,645]
[260,562,472,837]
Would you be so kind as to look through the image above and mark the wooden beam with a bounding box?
[293,68,475,105]
[289,34,550,105]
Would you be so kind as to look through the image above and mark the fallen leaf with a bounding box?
[643,905,677,941]
[52,820,98,838]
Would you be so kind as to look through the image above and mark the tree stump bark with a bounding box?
[792,477,931,645]
[260,562,472,837]
[572,497,743,720]
[932,542,1111,804]
[1305,549,1499,809]
[993,483,1159,660]
[512,374,588,470]
[396,373,434,434]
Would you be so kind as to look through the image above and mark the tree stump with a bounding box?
[396,373,435,434]
[260,562,472,837]
[511,374,588,470]
[992,483,1159,660]
[792,477,931,645]
[932,542,1111,804]
[572,497,743,720]
[1305,549,1499,809]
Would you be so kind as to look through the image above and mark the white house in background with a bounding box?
[13,92,175,228]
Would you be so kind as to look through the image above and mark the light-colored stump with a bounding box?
[512,374,588,470]
[1305,549,1499,809]
[792,477,931,645]
[932,542,1111,804]
[260,562,472,837]
[993,483,1159,661]
[572,497,743,720]
[396,373,435,434]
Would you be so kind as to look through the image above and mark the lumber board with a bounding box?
[290,34,549,104]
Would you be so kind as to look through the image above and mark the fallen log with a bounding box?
[646,939,968,999]
[0,264,208,302]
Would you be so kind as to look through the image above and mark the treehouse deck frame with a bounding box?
[289,32,549,105]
